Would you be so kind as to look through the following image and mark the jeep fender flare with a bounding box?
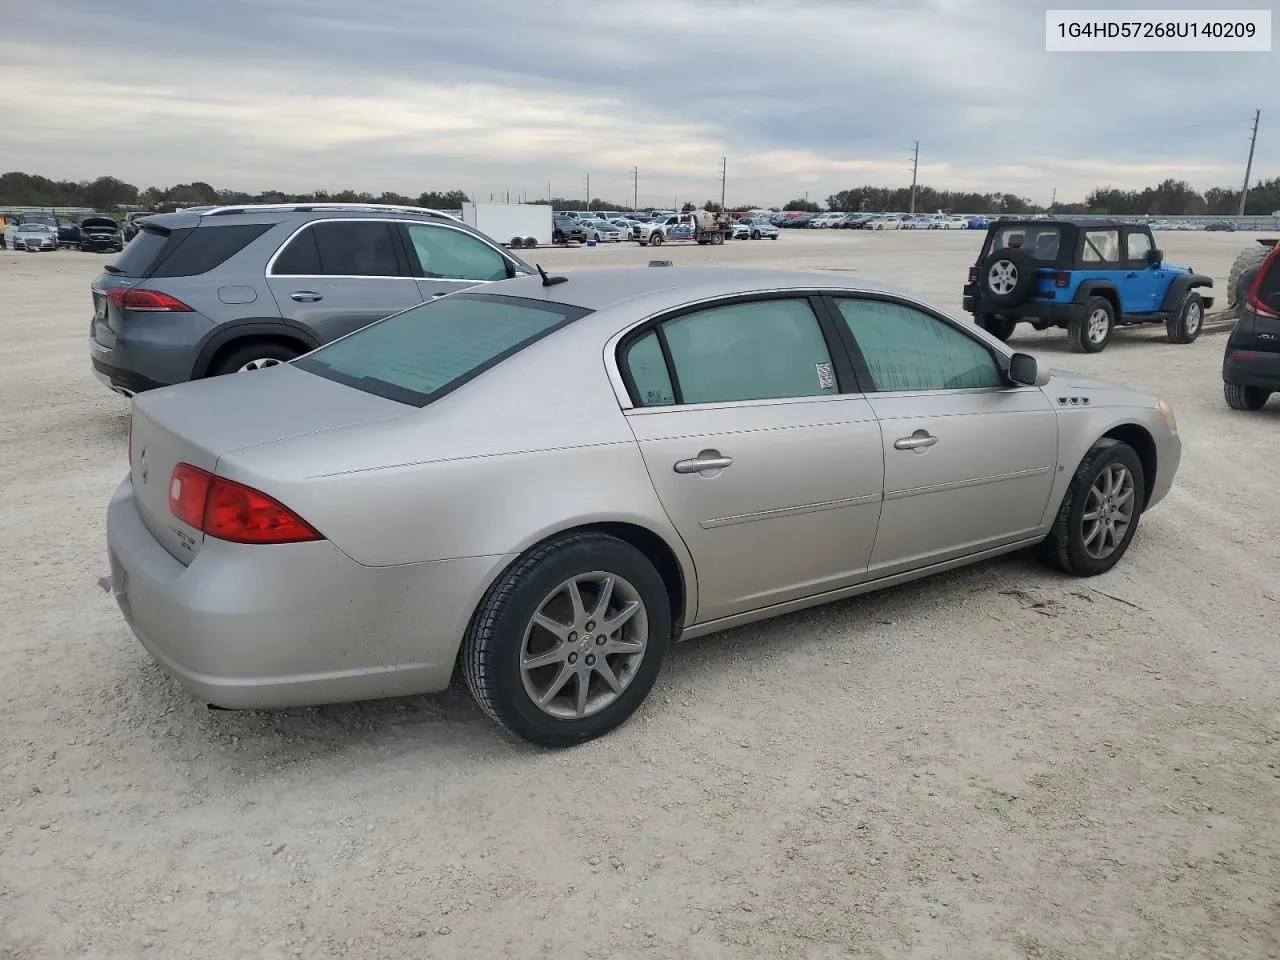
[1072,280,1123,317]
[1158,273,1214,313]
[191,319,321,379]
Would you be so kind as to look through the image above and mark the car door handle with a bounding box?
[894,433,938,451]
[673,453,733,474]
[290,291,323,302]
[1124,272,1137,279]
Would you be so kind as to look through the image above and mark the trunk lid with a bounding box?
[128,365,411,564]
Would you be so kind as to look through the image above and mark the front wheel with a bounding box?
[751,231,761,240]
[709,231,724,245]
[462,532,672,747]
[1039,438,1145,576]
[1166,291,1203,344]
[648,233,663,247]
[1069,297,1115,353]
[1224,382,1271,411]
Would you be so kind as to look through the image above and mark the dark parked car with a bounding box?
[552,215,588,244]
[58,218,83,248]
[1223,241,1280,410]
[78,215,124,253]
[1205,220,1236,232]
[89,202,534,396]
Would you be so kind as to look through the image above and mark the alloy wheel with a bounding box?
[238,358,284,372]
[1081,463,1135,560]
[1087,308,1111,344]
[988,260,1018,296]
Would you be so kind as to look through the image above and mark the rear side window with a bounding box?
[294,293,589,407]
[271,221,405,277]
[151,223,274,278]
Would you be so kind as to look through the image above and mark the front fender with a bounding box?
[1158,273,1215,312]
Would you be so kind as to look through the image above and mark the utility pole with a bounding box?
[630,167,639,211]
[908,141,919,215]
[547,179,552,204]
[1050,187,1056,211]
[584,173,590,210]
[1238,108,1261,217]
[719,156,727,212]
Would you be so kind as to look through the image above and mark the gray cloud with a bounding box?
[1,0,1272,206]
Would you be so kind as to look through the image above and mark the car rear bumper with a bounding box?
[964,289,1081,326]
[1223,348,1280,390]
[87,308,215,392]
[106,477,510,709]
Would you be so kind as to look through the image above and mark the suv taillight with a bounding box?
[107,288,193,312]
[168,463,323,544]
[1245,245,1280,320]
[1056,272,1070,288]
[968,266,978,283]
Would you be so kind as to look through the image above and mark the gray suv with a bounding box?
[89,203,535,395]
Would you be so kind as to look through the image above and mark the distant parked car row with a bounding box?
[4,211,124,252]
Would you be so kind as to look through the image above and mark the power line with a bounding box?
[1238,108,1261,217]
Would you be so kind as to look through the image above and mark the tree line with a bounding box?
[2,170,1277,217]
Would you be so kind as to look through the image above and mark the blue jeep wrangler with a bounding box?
[963,218,1214,353]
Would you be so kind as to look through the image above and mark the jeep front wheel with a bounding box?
[1166,291,1204,344]
[1069,297,1115,353]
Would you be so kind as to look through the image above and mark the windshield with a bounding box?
[293,293,591,407]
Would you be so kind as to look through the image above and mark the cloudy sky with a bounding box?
[1,0,1273,207]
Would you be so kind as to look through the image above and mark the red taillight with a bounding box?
[1056,272,1070,288]
[107,288,193,312]
[167,463,322,544]
[968,266,978,282]
[169,463,213,529]
[1245,246,1280,320]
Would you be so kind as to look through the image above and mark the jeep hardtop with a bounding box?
[963,218,1213,353]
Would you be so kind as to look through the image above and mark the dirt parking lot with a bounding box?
[2,230,1278,959]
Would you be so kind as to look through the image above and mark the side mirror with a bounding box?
[1008,352,1038,386]
[1146,248,1164,265]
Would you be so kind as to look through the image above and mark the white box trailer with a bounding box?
[460,202,552,250]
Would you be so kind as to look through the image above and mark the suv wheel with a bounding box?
[211,341,302,376]
[1069,297,1115,353]
[1166,291,1204,344]
[1224,382,1270,411]
[979,248,1037,307]
[978,314,1016,342]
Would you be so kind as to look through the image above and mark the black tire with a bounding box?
[648,233,664,247]
[751,231,761,240]
[1039,438,1146,577]
[1224,382,1270,411]
[1227,245,1270,308]
[977,314,1017,342]
[210,340,302,376]
[462,532,672,747]
[979,248,1037,307]
[1166,291,1204,344]
[552,230,565,245]
[710,231,724,245]
[1068,297,1115,353]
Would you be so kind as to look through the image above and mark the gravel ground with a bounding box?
[2,231,1278,960]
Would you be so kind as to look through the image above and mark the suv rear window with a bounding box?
[109,226,182,277]
[991,224,1061,261]
[293,293,591,407]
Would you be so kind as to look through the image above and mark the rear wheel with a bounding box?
[709,231,725,245]
[978,314,1017,342]
[1166,291,1203,344]
[1224,382,1271,411]
[210,341,302,377]
[1040,438,1145,576]
[462,532,671,747]
[1069,297,1115,353]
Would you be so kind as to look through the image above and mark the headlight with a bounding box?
[1158,399,1177,436]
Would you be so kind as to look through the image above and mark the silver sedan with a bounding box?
[107,267,1181,746]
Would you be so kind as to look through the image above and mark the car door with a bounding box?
[617,295,885,624]
[397,221,515,300]
[266,219,422,343]
[829,295,1058,578]
[1077,226,1128,309]
[1121,228,1163,314]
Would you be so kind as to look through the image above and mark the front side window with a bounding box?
[405,224,509,282]
[1081,228,1121,264]
[836,298,1002,392]
[1125,231,1153,262]
[294,294,588,406]
[624,298,838,406]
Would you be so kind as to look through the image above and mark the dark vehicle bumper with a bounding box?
[1223,348,1280,390]
[963,287,1082,326]
[81,236,122,251]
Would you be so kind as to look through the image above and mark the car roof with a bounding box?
[479,266,923,312]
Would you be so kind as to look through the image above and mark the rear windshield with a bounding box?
[991,224,1062,261]
[110,226,178,276]
[294,293,591,407]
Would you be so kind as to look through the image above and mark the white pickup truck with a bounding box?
[633,210,731,246]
